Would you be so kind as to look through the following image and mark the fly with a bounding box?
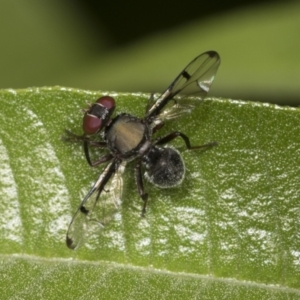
[63,51,221,249]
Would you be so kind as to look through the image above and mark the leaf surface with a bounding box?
[0,88,300,299]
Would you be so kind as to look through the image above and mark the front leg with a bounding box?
[134,160,148,217]
[63,129,109,166]
[62,130,107,148]
[83,142,113,167]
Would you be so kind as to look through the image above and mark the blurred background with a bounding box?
[0,0,299,105]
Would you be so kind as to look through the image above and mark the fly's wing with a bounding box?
[146,51,220,120]
[66,161,126,250]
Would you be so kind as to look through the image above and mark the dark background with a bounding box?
[75,0,275,47]
[0,0,299,105]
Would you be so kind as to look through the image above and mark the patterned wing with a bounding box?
[146,51,220,120]
[66,161,125,249]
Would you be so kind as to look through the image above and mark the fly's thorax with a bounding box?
[143,146,185,188]
[105,113,152,158]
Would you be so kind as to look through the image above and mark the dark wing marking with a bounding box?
[66,160,125,250]
[146,51,220,119]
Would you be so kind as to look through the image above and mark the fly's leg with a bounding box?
[83,141,113,167]
[135,160,148,217]
[62,130,107,147]
[151,120,165,135]
[63,130,110,166]
[155,131,217,149]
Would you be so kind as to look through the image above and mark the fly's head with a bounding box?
[82,96,116,135]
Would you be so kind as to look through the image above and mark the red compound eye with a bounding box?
[82,96,116,135]
[83,114,102,135]
[96,96,115,111]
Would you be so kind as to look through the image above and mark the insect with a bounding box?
[64,51,220,249]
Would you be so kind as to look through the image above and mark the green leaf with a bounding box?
[1,87,300,299]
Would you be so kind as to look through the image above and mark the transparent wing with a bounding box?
[66,160,126,250]
[146,51,220,120]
